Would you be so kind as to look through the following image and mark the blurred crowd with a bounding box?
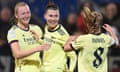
[0,0,120,72]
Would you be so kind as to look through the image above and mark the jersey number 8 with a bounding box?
[93,47,104,68]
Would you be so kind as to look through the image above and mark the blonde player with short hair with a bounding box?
[7,2,50,72]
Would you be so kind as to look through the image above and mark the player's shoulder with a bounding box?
[78,34,90,38]
[8,25,17,32]
[59,24,65,29]
[59,24,69,32]
[7,25,17,36]
[76,34,98,42]
[101,33,111,39]
[58,24,69,35]
[75,34,89,42]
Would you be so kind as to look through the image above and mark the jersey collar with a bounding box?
[16,24,30,31]
[47,24,61,32]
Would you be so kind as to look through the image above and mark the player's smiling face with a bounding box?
[15,5,31,26]
[44,9,59,29]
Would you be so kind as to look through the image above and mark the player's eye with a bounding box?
[22,12,25,15]
[49,15,53,17]
[49,15,58,17]
[54,15,58,17]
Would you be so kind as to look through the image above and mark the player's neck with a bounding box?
[17,22,29,30]
[48,24,58,31]
[89,28,101,35]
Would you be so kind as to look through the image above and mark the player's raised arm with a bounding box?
[103,24,119,47]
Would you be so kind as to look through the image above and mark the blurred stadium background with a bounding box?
[0,0,120,72]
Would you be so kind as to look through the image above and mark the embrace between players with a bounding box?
[7,2,119,72]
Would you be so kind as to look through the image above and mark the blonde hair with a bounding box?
[14,2,29,14]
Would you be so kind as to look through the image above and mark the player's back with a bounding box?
[72,33,112,72]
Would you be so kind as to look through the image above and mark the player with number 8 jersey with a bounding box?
[71,34,113,72]
[64,7,119,72]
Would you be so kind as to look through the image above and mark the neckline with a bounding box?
[16,24,30,31]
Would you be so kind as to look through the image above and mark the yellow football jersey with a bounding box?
[41,24,76,72]
[7,24,43,67]
[71,33,113,72]
[41,24,68,72]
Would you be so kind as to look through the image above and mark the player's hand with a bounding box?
[30,30,39,41]
[103,24,119,47]
[69,35,77,41]
[38,43,51,51]
[102,24,113,33]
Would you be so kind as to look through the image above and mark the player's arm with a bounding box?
[103,24,119,47]
[10,41,50,59]
[64,36,77,51]
[7,29,49,59]
[30,25,43,44]
[30,28,66,45]
[30,29,43,43]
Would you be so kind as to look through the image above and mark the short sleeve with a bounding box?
[7,29,18,43]
[55,25,69,46]
[106,34,114,46]
[71,36,84,50]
